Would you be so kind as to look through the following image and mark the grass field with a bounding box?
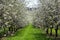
[2,24,53,40]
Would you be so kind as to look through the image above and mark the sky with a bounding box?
[18,0,42,23]
[24,0,41,8]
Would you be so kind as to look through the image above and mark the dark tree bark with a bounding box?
[50,25,53,36]
[55,25,58,37]
[50,28,52,36]
[55,29,58,37]
[46,28,48,34]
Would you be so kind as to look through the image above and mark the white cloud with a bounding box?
[24,0,41,8]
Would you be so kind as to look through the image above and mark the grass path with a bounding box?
[3,24,52,40]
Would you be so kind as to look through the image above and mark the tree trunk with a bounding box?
[55,29,58,37]
[46,28,48,34]
[50,28,52,36]
[55,26,58,37]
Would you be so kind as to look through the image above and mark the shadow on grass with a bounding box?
[53,38,60,40]
[33,32,53,40]
[51,35,60,40]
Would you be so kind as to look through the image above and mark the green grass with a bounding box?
[2,24,52,40]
